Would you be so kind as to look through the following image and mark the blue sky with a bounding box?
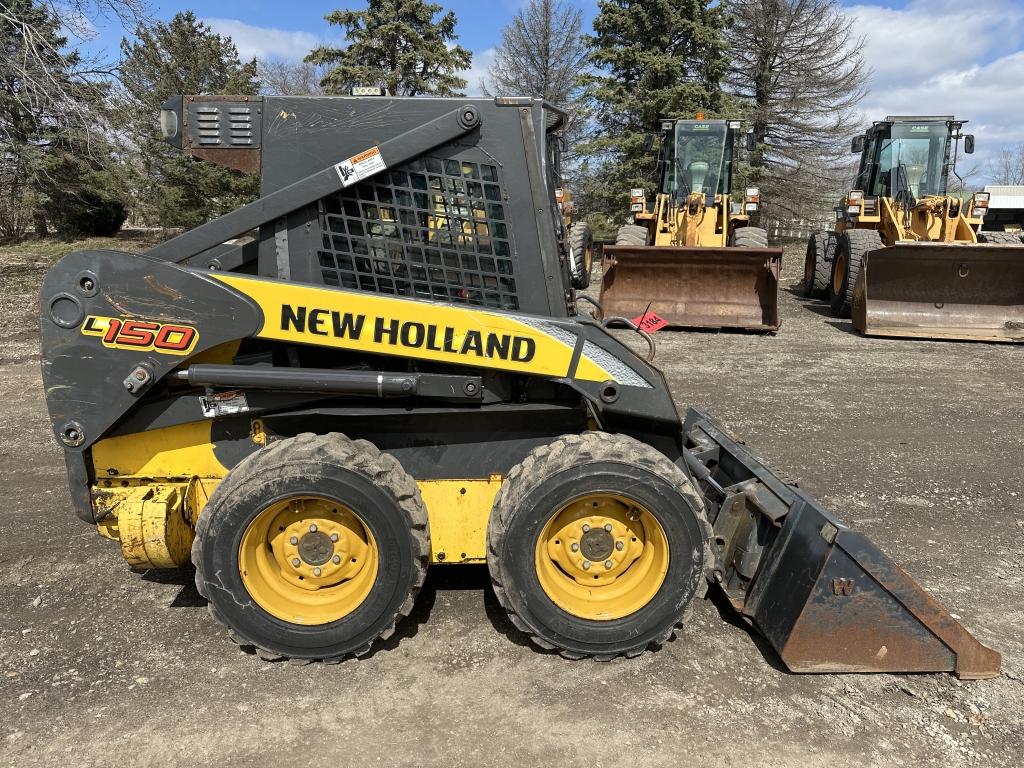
[74,0,1024,178]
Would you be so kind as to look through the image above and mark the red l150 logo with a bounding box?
[81,316,199,355]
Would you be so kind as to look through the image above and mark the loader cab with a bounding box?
[658,119,738,201]
[854,117,960,201]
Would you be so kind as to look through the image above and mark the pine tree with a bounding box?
[0,0,123,238]
[578,0,729,218]
[119,12,260,229]
[307,1,472,97]
[726,0,868,221]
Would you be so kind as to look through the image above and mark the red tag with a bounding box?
[632,311,669,333]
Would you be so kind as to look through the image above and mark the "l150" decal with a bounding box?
[81,316,199,355]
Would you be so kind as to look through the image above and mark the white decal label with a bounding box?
[335,146,387,186]
[200,390,249,418]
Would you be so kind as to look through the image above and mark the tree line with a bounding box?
[0,0,1017,242]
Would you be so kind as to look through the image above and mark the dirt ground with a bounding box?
[1,237,1022,767]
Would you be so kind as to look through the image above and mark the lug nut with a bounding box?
[332,555,341,564]
[604,523,612,532]
[309,523,318,533]
[605,560,613,570]
[582,524,591,533]
[289,536,299,545]
[313,567,322,577]
[582,560,591,570]
[330,533,339,542]
[615,541,624,551]
[291,558,301,568]
[570,543,579,552]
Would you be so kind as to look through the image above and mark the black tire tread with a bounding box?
[831,228,883,317]
[804,230,835,298]
[486,432,713,660]
[731,226,769,248]
[569,221,594,289]
[191,432,429,664]
[977,230,1024,245]
[615,223,649,247]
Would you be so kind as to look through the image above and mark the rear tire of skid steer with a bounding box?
[977,231,1024,245]
[731,226,769,248]
[569,221,595,289]
[803,231,835,299]
[487,433,712,660]
[192,433,429,663]
[615,223,649,247]
[829,229,883,318]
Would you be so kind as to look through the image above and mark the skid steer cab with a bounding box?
[37,93,999,676]
[600,117,783,332]
[802,115,1024,342]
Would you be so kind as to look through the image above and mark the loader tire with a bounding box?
[977,231,1024,245]
[731,226,769,248]
[829,229,883,318]
[615,223,649,247]
[487,432,712,660]
[569,221,595,289]
[192,433,429,663]
[803,230,836,299]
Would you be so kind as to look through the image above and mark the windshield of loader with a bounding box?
[661,122,732,199]
[870,122,951,198]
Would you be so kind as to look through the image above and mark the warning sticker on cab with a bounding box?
[335,146,387,186]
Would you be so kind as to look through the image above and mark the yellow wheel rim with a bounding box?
[534,493,669,621]
[833,251,847,295]
[238,496,378,625]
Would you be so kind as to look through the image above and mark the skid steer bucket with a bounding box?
[683,409,1001,678]
[600,246,782,331]
[852,243,1024,342]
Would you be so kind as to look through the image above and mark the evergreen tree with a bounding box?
[578,0,729,217]
[119,12,260,229]
[307,1,472,97]
[0,0,123,238]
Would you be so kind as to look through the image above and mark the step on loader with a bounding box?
[600,117,782,331]
[805,116,1024,342]
[39,94,999,675]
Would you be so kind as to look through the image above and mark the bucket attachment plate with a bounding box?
[682,409,1001,678]
[852,243,1024,342]
[600,246,782,331]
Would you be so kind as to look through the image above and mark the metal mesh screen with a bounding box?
[316,156,518,310]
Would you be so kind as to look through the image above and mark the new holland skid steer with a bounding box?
[804,116,1024,342]
[600,117,782,331]
[38,94,999,675]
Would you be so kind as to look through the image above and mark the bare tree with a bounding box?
[258,58,326,96]
[727,0,869,220]
[990,144,1024,186]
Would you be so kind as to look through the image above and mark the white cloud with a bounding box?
[203,18,323,62]
[459,47,496,97]
[846,1,1024,180]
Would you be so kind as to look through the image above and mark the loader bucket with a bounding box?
[600,246,783,331]
[852,243,1024,342]
[683,409,1001,678]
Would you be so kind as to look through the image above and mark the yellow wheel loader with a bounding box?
[600,118,782,331]
[36,93,999,675]
[804,116,1024,342]
[555,186,594,289]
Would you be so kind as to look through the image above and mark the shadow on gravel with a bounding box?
[705,587,789,674]
[142,565,205,608]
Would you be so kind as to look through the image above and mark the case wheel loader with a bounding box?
[804,116,1024,342]
[37,93,999,675]
[599,118,782,331]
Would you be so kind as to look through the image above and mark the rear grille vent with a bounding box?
[187,101,258,147]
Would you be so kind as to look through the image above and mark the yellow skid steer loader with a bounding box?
[600,118,782,331]
[804,116,1024,342]
[37,94,998,675]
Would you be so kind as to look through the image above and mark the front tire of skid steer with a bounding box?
[192,433,429,663]
[487,433,712,660]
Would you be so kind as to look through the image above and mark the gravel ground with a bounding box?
[1,240,1021,767]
